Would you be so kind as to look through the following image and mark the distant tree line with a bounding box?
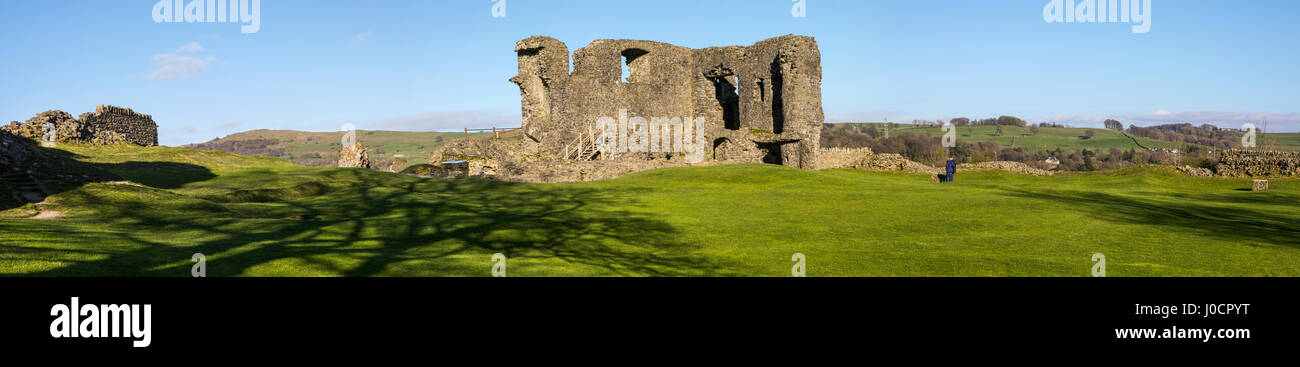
[1125,123,1238,150]
[186,138,285,158]
[944,116,1028,127]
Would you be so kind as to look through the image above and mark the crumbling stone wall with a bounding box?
[2,106,158,146]
[818,147,875,170]
[1216,150,1300,177]
[510,35,824,169]
[1,129,37,173]
[77,105,159,146]
[337,143,372,169]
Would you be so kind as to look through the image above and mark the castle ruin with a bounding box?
[3,105,158,147]
[78,105,159,146]
[509,34,824,169]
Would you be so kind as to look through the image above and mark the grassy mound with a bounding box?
[1,144,1297,277]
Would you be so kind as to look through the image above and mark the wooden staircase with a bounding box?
[563,129,601,161]
[576,143,599,161]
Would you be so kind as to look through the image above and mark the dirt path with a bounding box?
[30,209,63,220]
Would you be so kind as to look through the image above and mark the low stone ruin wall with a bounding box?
[958,161,1054,176]
[1216,150,1300,177]
[850,153,940,174]
[78,105,158,146]
[817,147,874,170]
[2,105,158,147]
[422,135,690,182]
[1,130,38,173]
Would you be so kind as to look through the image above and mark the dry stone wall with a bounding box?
[1216,150,1300,177]
[2,106,158,146]
[817,147,874,170]
[1,130,37,173]
[958,161,1054,176]
[78,105,158,146]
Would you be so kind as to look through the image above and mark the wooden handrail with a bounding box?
[462,126,522,138]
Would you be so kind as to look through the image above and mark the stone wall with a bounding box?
[77,105,158,146]
[1216,150,1300,177]
[510,35,824,169]
[958,161,1054,176]
[1,129,37,173]
[337,143,372,169]
[817,147,874,170]
[2,106,158,147]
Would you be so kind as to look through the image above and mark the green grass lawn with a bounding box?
[2,144,1298,277]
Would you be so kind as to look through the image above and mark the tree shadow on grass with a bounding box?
[19,170,728,277]
[999,188,1300,249]
[2,144,217,211]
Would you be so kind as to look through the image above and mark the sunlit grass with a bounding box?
[2,144,1298,277]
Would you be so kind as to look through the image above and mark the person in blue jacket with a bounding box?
[944,156,957,183]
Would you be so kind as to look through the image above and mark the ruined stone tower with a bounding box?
[510,35,824,169]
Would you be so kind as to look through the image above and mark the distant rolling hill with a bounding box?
[186,127,1300,169]
[835,123,1300,153]
[831,123,1188,152]
[182,129,488,167]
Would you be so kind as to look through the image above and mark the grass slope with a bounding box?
[2,144,1298,277]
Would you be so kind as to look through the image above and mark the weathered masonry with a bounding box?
[78,105,159,146]
[2,105,159,147]
[510,35,824,169]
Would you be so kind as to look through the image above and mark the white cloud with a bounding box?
[176,42,204,54]
[149,42,216,80]
[216,120,243,130]
[349,31,374,46]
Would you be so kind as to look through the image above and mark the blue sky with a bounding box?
[2,0,1297,146]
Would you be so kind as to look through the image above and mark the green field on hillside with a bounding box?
[1264,132,1300,151]
[838,123,1188,152]
[3,144,1298,277]
[184,129,490,167]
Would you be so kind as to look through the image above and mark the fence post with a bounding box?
[464,127,469,137]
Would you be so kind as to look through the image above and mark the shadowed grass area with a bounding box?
[2,144,1298,276]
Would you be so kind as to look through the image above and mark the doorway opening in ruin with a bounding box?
[756,141,784,165]
[621,49,650,83]
[770,59,785,134]
[712,76,740,130]
[713,137,735,161]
